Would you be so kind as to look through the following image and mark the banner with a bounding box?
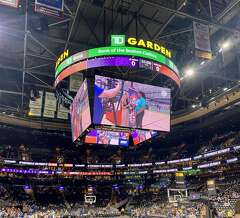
[29,91,43,108]
[57,104,69,120]
[69,74,83,92]
[29,108,42,117]
[0,0,19,8]
[29,91,43,117]
[193,22,212,59]
[43,92,56,118]
[44,92,56,111]
[43,109,55,118]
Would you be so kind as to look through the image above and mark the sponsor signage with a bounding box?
[111,35,172,58]
[55,47,178,77]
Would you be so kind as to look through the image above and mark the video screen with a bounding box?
[93,75,171,132]
[70,79,91,142]
[131,130,157,145]
[85,130,129,147]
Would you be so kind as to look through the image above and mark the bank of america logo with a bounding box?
[111,35,125,46]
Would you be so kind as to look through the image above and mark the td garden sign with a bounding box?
[54,34,180,88]
[111,35,172,58]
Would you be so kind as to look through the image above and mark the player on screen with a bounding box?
[135,91,147,128]
[94,81,122,124]
[120,91,130,126]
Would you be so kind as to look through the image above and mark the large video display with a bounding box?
[93,75,171,132]
[85,130,129,147]
[131,130,157,145]
[70,79,91,142]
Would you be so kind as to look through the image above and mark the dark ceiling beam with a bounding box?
[120,3,145,35]
[140,0,240,34]
[64,0,83,50]
[26,63,52,70]
[158,27,193,39]
[138,17,153,39]
[106,13,121,37]
[79,11,101,44]
[64,4,73,16]
[211,0,240,34]
[152,0,186,40]
[197,0,212,18]
[208,0,213,18]
[88,0,120,45]
[0,25,96,51]
[82,1,164,33]
[0,90,25,96]
[216,0,240,21]
[138,9,159,37]
[28,34,57,58]
[26,53,55,61]
[208,74,240,82]
[0,63,55,78]
[48,18,72,28]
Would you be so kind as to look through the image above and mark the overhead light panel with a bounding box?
[185,68,194,77]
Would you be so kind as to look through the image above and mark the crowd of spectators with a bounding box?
[0,203,122,217]
[209,179,240,217]
[131,202,206,218]
[0,177,238,217]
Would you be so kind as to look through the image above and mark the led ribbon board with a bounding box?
[54,35,181,88]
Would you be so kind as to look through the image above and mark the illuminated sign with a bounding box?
[175,172,184,177]
[55,47,179,78]
[54,56,180,88]
[127,37,171,58]
[111,35,172,58]
[54,35,180,88]
[207,180,215,186]
[111,35,125,46]
[55,50,69,69]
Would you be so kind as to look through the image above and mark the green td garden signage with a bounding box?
[111,35,172,58]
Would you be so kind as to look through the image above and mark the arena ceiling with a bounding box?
[0,0,239,113]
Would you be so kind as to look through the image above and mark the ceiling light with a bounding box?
[223,87,228,91]
[185,69,194,77]
[221,41,231,51]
